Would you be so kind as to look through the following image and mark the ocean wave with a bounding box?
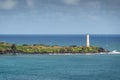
[109,50,120,54]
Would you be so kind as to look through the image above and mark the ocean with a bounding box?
[0,54,120,80]
[0,34,120,80]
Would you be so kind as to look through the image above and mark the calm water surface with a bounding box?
[0,54,120,80]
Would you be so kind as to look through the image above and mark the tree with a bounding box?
[22,44,29,46]
[59,48,65,53]
[69,45,77,47]
[11,44,16,51]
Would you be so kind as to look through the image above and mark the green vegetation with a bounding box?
[0,42,109,54]
[11,44,16,50]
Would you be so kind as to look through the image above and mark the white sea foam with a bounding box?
[109,50,120,54]
[48,50,120,55]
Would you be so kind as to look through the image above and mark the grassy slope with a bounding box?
[0,42,107,54]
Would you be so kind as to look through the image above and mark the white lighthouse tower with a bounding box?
[86,34,90,47]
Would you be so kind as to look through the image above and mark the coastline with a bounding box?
[1,52,120,56]
[0,42,109,54]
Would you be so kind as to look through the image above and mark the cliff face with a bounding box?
[0,42,109,54]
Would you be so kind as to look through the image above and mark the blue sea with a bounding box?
[0,54,120,80]
[0,34,120,80]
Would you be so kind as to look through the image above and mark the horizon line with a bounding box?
[0,34,120,35]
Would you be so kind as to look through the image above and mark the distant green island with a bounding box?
[0,42,109,54]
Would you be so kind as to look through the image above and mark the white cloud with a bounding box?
[0,0,17,10]
[62,0,80,5]
[26,0,34,9]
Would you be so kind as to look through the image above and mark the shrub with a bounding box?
[11,44,16,50]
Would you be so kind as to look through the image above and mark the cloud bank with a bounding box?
[0,0,17,10]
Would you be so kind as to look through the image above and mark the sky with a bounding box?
[0,0,120,34]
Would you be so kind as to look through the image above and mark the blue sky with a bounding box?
[0,0,120,34]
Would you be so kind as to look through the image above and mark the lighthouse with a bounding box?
[86,34,90,47]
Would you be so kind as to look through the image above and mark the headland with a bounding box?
[0,42,109,54]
